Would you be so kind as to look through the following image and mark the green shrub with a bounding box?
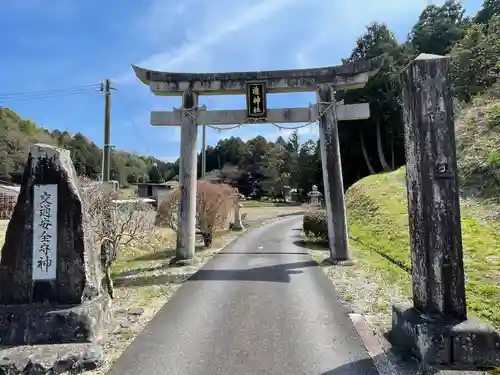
[302,210,328,240]
[484,101,500,128]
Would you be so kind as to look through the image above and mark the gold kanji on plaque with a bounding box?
[246,82,267,119]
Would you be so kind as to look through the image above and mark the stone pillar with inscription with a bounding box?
[0,143,110,345]
[391,54,500,367]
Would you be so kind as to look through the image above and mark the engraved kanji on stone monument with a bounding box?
[32,184,57,280]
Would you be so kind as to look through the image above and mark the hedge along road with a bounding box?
[106,216,379,375]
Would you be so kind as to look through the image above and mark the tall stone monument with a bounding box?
[391,54,500,367]
[0,144,110,345]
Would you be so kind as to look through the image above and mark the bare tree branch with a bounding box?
[80,178,157,298]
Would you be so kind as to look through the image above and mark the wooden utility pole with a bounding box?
[101,79,112,182]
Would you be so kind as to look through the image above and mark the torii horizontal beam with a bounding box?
[132,54,386,96]
[150,103,370,126]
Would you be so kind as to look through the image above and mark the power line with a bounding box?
[0,88,101,104]
[0,84,100,98]
[0,85,102,104]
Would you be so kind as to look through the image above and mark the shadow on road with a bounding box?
[189,260,317,283]
[292,239,329,251]
[113,260,318,288]
[318,357,380,375]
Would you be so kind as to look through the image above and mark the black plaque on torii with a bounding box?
[246,81,267,119]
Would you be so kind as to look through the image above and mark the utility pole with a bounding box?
[201,125,207,178]
[100,79,112,182]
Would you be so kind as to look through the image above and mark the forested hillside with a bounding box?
[0,107,179,185]
[1,0,500,202]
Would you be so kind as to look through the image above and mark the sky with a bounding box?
[0,0,483,163]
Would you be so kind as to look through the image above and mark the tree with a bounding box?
[450,16,500,101]
[81,179,157,298]
[349,22,399,61]
[296,140,321,200]
[360,130,376,174]
[409,0,467,55]
[148,164,164,183]
[260,145,287,199]
[345,22,407,174]
[286,131,301,190]
[474,0,500,25]
[156,181,236,248]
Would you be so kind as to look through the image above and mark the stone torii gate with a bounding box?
[132,56,385,261]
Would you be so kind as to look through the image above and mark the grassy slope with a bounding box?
[346,167,500,330]
[457,94,500,205]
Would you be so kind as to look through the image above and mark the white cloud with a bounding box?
[292,0,447,67]
[117,0,440,86]
[135,0,187,43]
[111,0,459,159]
[115,0,298,84]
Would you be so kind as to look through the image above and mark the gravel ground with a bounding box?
[307,247,495,375]
[308,247,411,336]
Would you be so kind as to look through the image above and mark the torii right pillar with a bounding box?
[317,84,350,263]
[390,53,500,368]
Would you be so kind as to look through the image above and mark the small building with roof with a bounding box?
[137,181,179,203]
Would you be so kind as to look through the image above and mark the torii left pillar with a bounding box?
[176,89,198,261]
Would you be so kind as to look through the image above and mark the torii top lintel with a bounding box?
[132,54,386,96]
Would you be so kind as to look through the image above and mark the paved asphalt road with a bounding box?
[107,216,379,375]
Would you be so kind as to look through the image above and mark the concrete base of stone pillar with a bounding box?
[391,304,500,368]
[0,294,112,345]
